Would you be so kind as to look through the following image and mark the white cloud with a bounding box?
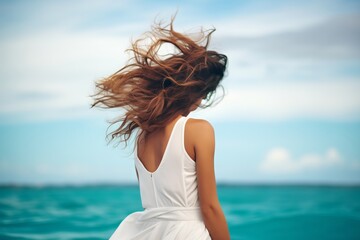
[259,147,342,174]
[190,13,360,122]
[1,2,360,123]
[192,79,360,122]
[0,29,131,122]
[212,5,334,38]
[216,13,360,60]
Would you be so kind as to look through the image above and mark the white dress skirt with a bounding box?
[109,116,212,240]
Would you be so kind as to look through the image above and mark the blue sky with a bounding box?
[0,0,359,185]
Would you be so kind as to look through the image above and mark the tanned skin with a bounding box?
[185,118,231,240]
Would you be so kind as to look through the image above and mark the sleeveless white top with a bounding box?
[109,116,211,240]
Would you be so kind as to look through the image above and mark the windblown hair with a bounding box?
[90,15,228,147]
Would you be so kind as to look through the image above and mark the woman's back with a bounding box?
[135,115,199,208]
[109,115,212,239]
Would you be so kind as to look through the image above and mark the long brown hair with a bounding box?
[89,15,228,147]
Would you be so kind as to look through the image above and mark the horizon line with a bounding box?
[1,181,359,188]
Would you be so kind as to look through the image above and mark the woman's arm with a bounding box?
[191,119,230,240]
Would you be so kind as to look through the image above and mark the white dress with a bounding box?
[109,116,211,240]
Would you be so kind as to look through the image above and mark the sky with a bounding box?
[0,0,359,185]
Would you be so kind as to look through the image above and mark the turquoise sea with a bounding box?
[0,184,360,240]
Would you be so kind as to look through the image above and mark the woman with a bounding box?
[90,15,231,240]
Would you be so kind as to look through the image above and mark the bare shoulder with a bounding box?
[184,118,214,161]
[187,118,215,140]
[187,117,214,134]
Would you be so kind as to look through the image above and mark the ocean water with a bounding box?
[0,184,359,240]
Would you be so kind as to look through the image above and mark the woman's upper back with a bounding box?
[135,115,215,209]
